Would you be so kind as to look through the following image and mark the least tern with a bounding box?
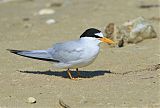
[8,28,114,80]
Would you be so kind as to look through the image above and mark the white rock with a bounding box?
[38,9,55,15]
[27,97,36,104]
[105,17,157,47]
[46,19,56,24]
[123,17,157,43]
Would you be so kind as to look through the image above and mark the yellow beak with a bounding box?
[99,37,115,44]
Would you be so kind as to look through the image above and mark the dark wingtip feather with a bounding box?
[7,49,60,62]
[7,49,22,54]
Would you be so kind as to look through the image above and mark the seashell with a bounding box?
[46,19,56,24]
[27,97,36,104]
[38,9,55,15]
[105,17,157,47]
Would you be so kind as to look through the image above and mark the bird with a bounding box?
[8,28,114,80]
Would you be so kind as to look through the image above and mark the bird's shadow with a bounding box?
[19,69,112,79]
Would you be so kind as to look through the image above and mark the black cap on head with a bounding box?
[80,28,102,38]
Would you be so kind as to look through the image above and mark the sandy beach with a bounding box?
[0,0,159,107]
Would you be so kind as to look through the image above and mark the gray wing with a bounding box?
[48,40,84,63]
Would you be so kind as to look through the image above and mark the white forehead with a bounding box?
[94,32,104,37]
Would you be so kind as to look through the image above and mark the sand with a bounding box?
[0,0,159,108]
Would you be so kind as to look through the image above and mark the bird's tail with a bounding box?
[7,49,59,62]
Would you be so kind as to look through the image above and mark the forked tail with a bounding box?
[7,49,59,62]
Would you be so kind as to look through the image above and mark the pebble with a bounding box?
[22,17,30,21]
[38,9,55,15]
[46,19,56,24]
[46,2,63,7]
[27,97,36,104]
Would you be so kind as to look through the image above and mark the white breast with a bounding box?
[53,37,101,69]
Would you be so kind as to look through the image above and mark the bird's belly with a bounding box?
[71,55,98,68]
[71,46,100,68]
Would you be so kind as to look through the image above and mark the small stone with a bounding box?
[118,38,124,47]
[22,18,30,21]
[38,9,55,15]
[46,19,56,24]
[46,2,63,7]
[27,97,36,104]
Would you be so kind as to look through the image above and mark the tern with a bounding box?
[8,28,114,80]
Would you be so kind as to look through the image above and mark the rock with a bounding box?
[46,19,56,24]
[105,23,115,40]
[105,17,157,47]
[27,97,36,104]
[38,9,55,15]
[123,17,157,43]
[117,38,124,47]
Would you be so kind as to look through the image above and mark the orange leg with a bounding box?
[67,69,77,80]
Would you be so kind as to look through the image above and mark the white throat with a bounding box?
[79,37,101,46]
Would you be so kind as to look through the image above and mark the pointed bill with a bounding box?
[99,37,115,44]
